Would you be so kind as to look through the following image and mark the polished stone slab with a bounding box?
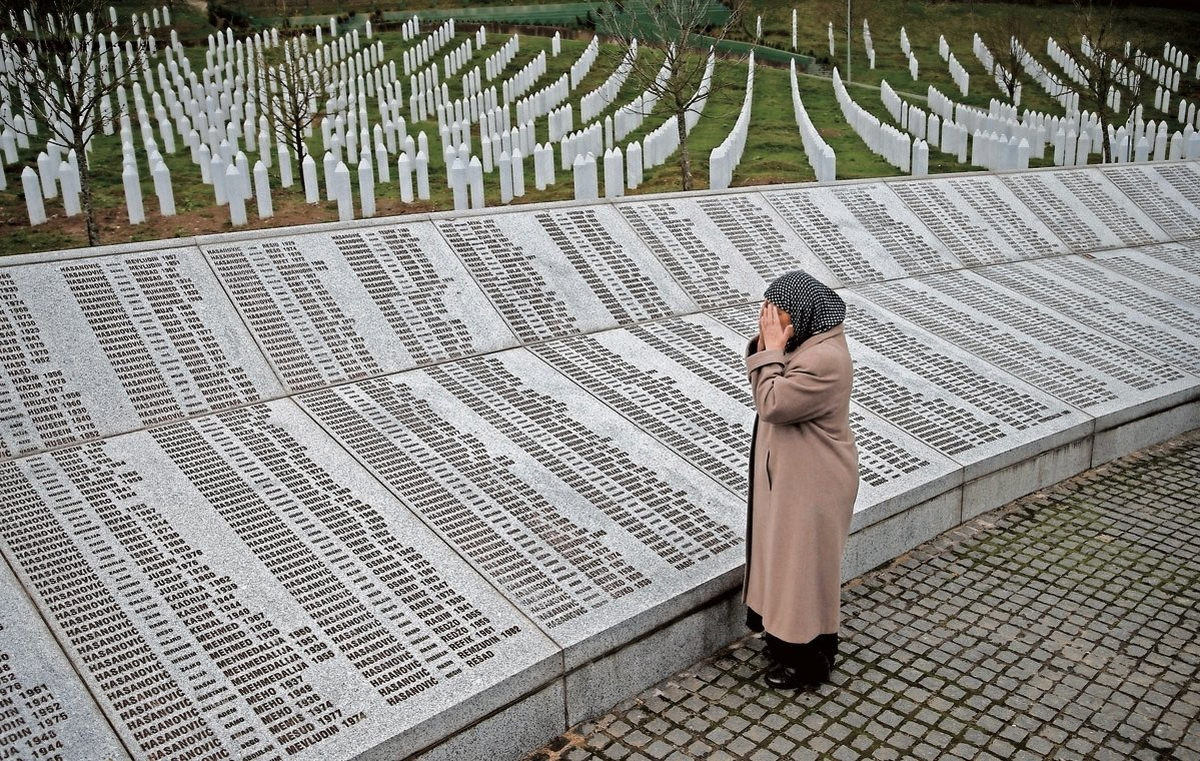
[1137,239,1200,278]
[0,248,282,459]
[838,292,1093,479]
[854,271,1199,428]
[1098,164,1200,240]
[434,206,698,343]
[298,348,744,672]
[201,222,516,392]
[888,174,1066,266]
[1091,245,1200,308]
[528,315,756,495]
[0,400,556,761]
[760,183,962,284]
[1001,167,1168,250]
[613,194,841,307]
[979,256,1200,375]
[0,560,130,761]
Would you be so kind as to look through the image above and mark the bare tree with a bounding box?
[1054,0,1147,162]
[0,0,148,245]
[260,34,322,191]
[598,0,746,191]
[972,7,1035,103]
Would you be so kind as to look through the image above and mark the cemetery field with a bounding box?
[0,38,905,255]
[2,1,1198,255]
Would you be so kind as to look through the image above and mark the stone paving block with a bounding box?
[522,432,1200,761]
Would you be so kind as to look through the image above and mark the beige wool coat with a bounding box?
[742,324,859,645]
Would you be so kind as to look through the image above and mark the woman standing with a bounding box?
[743,270,859,691]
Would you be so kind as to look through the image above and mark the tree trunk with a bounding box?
[294,126,305,193]
[675,109,692,191]
[74,135,100,246]
[1098,112,1113,163]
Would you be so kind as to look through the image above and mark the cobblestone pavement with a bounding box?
[523,431,1200,761]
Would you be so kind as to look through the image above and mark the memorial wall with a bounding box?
[2,162,1199,761]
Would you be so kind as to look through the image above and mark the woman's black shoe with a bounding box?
[764,663,822,690]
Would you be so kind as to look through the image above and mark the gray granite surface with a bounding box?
[1000,167,1168,250]
[887,174,1066,266]
[760,183,962,284]
[0,248,282,458]
[200,221,516,391]
[0,561,130,761]
[1,162,1198,761]
[0,400,557,761]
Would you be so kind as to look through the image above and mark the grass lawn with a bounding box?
[2,0,1198,256]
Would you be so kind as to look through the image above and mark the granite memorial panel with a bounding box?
[1148,162,1200,221]
[0,249,282,459]
[760,184,962,284]
[888,175,1065,266]
[1091,246,1200,308]
[434,206,697,343]
[980,256,1200,375]
[202,223,515,392]
[1098,164,1200,240]
[836,294,1090,477]
[298,348,742,670]
[614,195,839,307]
[0,400,557,760]
[854,271,1197,426]
[0,560,130,761]
[1134,240,1200,278]
[1000,168,1167,251]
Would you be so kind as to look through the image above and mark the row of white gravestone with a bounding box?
[547,104,575,143]
[1012,37,1080,113]
[71,17,421,227]
[526,33,603,119]
[399,15,420,42]
[1175,100,1200,132]
[515,73,570,124]
[971,33,993,72]
[560,123,604,171]
[972,131,1032,171]
[941,38,969,98]
[503,50,547,106]
[709,54,755,191]
[832,67,898,169]
[863,20,876,70]
[613,54,670,142]
[443,36,476,81]
[402,19,457,76]
[640,51,714,171]
[580,40,637,124]
[788,60,836,182]
[572,148,631,201]
[570,37,600,89]
[1161,42,1190,75]
[1154,86,1172,116]
[898,26,918,79]
[1138,52,1183,92]
[484,33,519,81]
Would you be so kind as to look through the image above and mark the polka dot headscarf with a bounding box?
[763,270,845,353]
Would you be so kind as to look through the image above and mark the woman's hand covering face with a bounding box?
[759,300,794,353]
